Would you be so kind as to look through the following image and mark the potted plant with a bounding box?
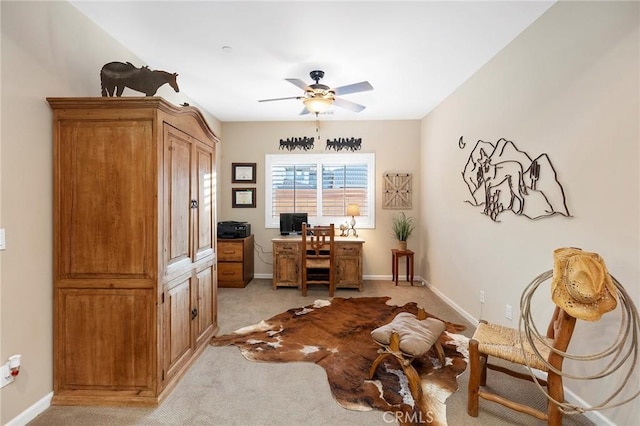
[392,212,415,251]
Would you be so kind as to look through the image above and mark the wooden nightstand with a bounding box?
[217,235,254,288]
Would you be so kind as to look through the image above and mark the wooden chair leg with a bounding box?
[433,341,445,366]
[369,352,391,379]
[480,353,488,386]
[467,338,481,417]
[402,363,423,402]
[547,371,564,426]
[369,351,423,404]
[329,267,335,297]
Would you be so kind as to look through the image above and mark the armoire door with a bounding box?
[192,261,216,349]
[163,124,194,278]
[193,143,215,262]
[163,275,193,384]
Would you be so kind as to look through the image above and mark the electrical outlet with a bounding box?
[480,290,485,304]
[505,304,513,321]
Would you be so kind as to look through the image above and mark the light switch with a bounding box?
[0,229,5,250]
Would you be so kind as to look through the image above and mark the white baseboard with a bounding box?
[424,279,479,326]
[253,273,272,279]
[254,274,429,285]
[6,391,53,426]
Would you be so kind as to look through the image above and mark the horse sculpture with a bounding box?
[100,62,179,97]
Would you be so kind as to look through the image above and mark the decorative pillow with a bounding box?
[371,312,446,357]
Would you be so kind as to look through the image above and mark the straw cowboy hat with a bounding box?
[551,247,617,321]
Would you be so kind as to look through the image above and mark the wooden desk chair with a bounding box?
[467,306,577,425]
[301,223,335,297]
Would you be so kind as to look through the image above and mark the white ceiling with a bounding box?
[70,1,555,122]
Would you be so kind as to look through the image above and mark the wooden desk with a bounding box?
[272,236,364,291]
[391,249,414,286]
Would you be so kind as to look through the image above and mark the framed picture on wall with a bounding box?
[232,188,256,208]
[232,163,256,183]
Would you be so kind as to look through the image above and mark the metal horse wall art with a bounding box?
[279,136,315,151]
[326,137,362,152]
[461,138,571,221]
[100,62,179,97]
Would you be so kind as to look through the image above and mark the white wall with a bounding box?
[420,1,639,424]
[0,2,220,423]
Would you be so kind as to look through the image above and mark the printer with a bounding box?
[217,221,251,239]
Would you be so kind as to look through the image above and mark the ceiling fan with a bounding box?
[258,70,373,115]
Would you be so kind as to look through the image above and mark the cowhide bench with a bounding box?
[369,309,446,402]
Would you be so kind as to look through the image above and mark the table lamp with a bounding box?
[346,204,360,237]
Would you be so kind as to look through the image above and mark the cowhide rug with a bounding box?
[210,297,468,426]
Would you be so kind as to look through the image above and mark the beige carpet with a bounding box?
[29,279,595,425]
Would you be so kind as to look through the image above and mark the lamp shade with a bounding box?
[303,96,333,113]
[346,204,360,216]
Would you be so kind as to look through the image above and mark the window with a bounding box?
[265,153,375,228]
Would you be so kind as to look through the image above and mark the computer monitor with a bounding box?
[279,212,308,235]
[291,213,308,235]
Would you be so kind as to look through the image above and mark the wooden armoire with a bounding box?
[48,97,219,406]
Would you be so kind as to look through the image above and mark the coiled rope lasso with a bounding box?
[518,270,639,415]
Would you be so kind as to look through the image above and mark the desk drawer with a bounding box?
[218,263,243,282]
[274,242,300,254]
[218,242,244,261]
[336,243,360,256]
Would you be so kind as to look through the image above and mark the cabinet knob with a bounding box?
[191,308,198,320]
[190,199,198,209]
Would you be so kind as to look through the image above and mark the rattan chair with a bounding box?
[467,306,577,425]
[301,223,335,297]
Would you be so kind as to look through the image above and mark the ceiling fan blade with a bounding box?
[285,78,309,90]
[333,97,366,113]
[299,107,311,115]
[258,96,302,102]
[332,81,373,96]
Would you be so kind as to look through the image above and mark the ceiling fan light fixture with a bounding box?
[259,70,371,115]
[303,96,333,113]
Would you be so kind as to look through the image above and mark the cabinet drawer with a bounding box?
[274,242,300,254]
[218,242,243,261]
[218,263,243,282]
[336,244,360,256]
